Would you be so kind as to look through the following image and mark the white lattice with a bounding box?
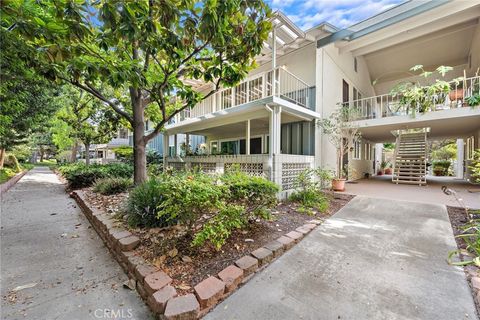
[281,162,310,190]
[224,163,266,177]
[191,162,217,173]
[168,162,186,171]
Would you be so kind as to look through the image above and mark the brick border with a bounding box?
[70,190,324,319]
[0,170,28,196]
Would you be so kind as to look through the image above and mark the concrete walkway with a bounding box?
[206,196,477,320]
[344,175,480,209]
[0,167,152,320]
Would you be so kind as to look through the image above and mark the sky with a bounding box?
[266,0,406,30]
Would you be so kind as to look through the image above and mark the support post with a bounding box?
[174,134,178,157]
[185,134,190,156]
[456,138,464,179]
[246,120,251,155]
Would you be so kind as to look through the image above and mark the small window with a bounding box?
[353,140,361,160]
[354,57,358,73]
[364,143,372,160]
[118,128,128,139]
[145,121,149,131]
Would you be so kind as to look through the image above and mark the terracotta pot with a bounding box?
[449,88,464,101]
[384,168,392,175]
[332,178,346,191]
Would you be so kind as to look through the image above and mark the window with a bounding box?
[118,128,128,139]
[354,57,358,73]
[364,143,373,160]
[342,80,349,103]
[145,121,149,131]
[467,136,475,160]
[220,140,238,155]
[210,141,218,155]
[353,140,361,160]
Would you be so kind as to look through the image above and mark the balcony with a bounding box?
[342,76,480,121]
[175,66,313,123]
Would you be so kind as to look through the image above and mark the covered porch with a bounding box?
[163,98,319,194]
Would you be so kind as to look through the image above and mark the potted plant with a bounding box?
[390,65,455,116]
[384,162,392,175]
[318,105,361,192]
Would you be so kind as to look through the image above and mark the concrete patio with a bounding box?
[206,196,476,320]
[343,175,480,209]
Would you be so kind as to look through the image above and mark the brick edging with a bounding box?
[70,190,323,319]
[0,170,28,195]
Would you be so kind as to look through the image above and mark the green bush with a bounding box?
[93,177,133,195]
[126,178,175,228]
[58,163,133,188]
[433,160,451,176]
[0,168,17,184]
[289,168,331,214]
[126,169,279,249]
[470,149,480,184]
[221,167,278,217]
[4,154,21,172]
[113,146,134,164]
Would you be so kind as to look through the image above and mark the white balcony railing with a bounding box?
[175,67,311,122]
[342,76,480,121]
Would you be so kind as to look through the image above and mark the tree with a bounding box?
[54,87,122,165]
[0,30,60,167]
[3,0,271,183]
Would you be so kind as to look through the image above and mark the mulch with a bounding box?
[83,189,353,294]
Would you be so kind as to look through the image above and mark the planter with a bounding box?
[433,168,445,176]
[449,88,464,101]
[384,168,392,175]
[332,178,346,192]
[377,170,384,176]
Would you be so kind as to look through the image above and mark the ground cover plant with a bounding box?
[93,177,133,195]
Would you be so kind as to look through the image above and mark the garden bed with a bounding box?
[446,206,480,316]
[83,187,353,295]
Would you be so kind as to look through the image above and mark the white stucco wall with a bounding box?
[467,23,480,77]
[315,43,376,176]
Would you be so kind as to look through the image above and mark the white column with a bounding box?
[246,120,251,155]
[272,106,282,155]
[456,138,464,179]
[272,27,277,69]
[163,134,169,168]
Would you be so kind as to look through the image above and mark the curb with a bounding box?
[70,190,324,319]
[0,170,28,196]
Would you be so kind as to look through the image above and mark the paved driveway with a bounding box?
[206,196,476,320]
[1,167,152,320]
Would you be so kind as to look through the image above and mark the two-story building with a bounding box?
[160,0,480,196]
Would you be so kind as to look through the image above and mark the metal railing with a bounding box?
[176,67,311,122]
[342,76,480,121]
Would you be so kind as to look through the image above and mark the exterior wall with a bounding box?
[315,43,376,175]
[252,43,316,86]
[467,23,480,77]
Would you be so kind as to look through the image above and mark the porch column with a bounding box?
[246,119,251,155]
[174,134,178,157]
[456,138,464,179]
[185,134,190,155]
[163,134,169,168]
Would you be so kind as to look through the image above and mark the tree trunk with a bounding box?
[70,140,78,163]
[39,147,45,162]
[0,148,5,169]
[132,91,147,184]
[85,142,90,165]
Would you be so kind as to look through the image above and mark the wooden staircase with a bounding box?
[392,130,427,186]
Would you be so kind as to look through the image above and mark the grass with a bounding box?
[35,159,57,166]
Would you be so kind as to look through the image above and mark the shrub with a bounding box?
[59,163,133,188]
[126,169,279,249]
[433,160,451,176]
[221,167,278,217]
[93,177,133,195]
[4,154,21,172]
[470,149,480,184]
[0,168,17,184]
[126,178,175,228]
[113,146,134,164]
[147,163,163,177]
[289,168,330,214]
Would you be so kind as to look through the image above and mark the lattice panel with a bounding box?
[224,163,265,177]
[168,162,186,171]
[281,162,311,190]
[191,162,217,173]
